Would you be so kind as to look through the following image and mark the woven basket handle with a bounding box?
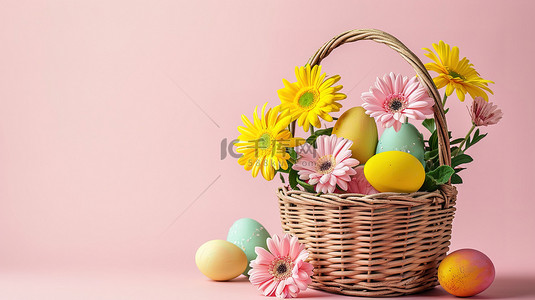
[306,28,451,167]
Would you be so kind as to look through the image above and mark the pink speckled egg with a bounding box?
[438,249,495,297]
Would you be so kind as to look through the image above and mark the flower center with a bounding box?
[385,95,407,113]
[297,88,319,108]
[389,99,403,111]
[257,133,272,150]
[448,70,465,80]
[316,155,335,174]
[269,256,294,281]
[319,161,332,172]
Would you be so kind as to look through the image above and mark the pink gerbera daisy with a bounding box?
[362,72,435,132]
[469,96,503,127]
[293,134,359,193]
[248,234,313,299]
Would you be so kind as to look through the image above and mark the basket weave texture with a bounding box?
[278,29,458,297]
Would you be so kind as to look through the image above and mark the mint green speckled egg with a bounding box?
[227,218,270,276]
[376,123,425,166]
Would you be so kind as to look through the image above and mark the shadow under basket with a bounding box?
[277,185,457,297]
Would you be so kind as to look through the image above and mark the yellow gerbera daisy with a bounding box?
[236,103,299,181]
[423,41,494,102]
[277,65,346,131]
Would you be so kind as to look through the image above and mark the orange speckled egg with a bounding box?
[438,249,495,297]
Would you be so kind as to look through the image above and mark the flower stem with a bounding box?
[442,94,448,108]
[310,126,315,135]
[455,124,476,156]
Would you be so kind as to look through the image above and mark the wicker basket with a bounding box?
[277,29,458,297]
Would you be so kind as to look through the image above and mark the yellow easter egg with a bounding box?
[364,151,425,193]
[195,240,247,281]
[332,106,378,164]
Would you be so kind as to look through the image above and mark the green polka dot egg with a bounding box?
[226,218,271,276]
[376,122,425,166]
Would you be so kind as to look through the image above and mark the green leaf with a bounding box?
[420,165,455,192]
[297,178,316,193]
[315,127,333,136]
[279,173,285,184]
[289,168,298,190]
[305,127,333,147]
[474,128,480,138]
[425,160,438,173]
[289,148,297,160]
[451,138,464,145]
[451,153,473,168]
[454,167,466,173]
[464,129,487,152]
[420,174,439,192]
[289,168,316,192]
[429,130,438,150]
[444,108,450,114]
[424,149,438,160]
[422,119,435,133]
[465,135,471,149]
[305,135,316,146]
[451,173,463,184]
[471,132,487,145]
[430,165,455,184]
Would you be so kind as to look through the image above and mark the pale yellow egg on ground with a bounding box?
[195,240,248,281]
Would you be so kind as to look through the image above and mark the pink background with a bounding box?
[1,0,534,299]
